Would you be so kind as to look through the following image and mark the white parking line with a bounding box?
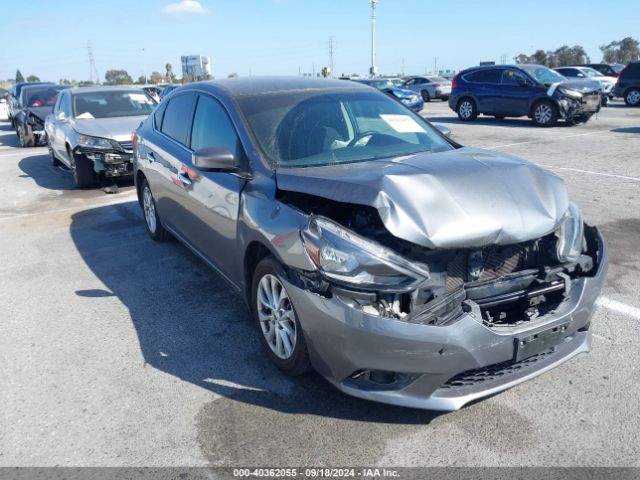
[488,129,612,149]
[539,165,640,183]
[596,297,640,320]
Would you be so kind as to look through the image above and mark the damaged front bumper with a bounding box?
[75,147,134,178]
[552,88,601,122]
[285,228,607,411]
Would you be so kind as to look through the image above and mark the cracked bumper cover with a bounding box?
[284,230,607,411]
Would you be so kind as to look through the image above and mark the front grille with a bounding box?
[440,348,556,390]
[478,244,525,281]
[119,141,133,152]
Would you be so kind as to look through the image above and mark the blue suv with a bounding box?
[448,64,601,127]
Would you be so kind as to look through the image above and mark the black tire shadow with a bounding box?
[611,127,640,134]
[69,200,444,424]
[426,115,576,129]
[18,154,134,192]
[0,120,21,148]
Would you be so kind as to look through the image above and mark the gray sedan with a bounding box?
[45,86,156,188]
[403,75,452,101]
[133,78,606,411]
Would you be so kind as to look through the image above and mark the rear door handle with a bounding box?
[177,172,192,186]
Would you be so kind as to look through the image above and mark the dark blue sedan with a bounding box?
[448,64,601,126]
[353,79,424,112]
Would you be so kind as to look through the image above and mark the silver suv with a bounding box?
[133,78,606,411]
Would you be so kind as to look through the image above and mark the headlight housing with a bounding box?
[77,133,114,149]
[556,202,585,262]
[558,87,583,100]
[301,216,429,292]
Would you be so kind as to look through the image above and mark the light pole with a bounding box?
[369,0,378,77]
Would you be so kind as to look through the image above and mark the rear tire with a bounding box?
[457,98,477,121]
[251,256,311,376]
[141,178,170,241]
[72,152,97,189]
[624,88,640,106]
[421,90,431,102]
[531,100,558,127]
[47,136,62,167]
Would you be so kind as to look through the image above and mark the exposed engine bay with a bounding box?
[282,190,600,329]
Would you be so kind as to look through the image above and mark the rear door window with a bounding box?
[465,69,501,84]
[160,93,197,146]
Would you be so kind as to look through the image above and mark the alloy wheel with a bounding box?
[142,185,157,234]
[256,274,297,360]
[534,104,553,124]
[459,101,473,119]
[627,90,640,106]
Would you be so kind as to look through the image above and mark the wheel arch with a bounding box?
[243,241,277,305]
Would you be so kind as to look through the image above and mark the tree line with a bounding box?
[10,62,212,87]
[514,37,639,67]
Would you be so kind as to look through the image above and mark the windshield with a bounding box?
[428,76,449,83]
[72,90,155,119]
[581,67,603,78]
[22,86,66,107]
[237,89,452,168]
[366,80,395,90]
[521,65,566,85]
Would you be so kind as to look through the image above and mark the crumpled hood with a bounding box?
[73,116,147,142]
[556,79,602,93]
[276,148,569,249]
[25,106,53,122]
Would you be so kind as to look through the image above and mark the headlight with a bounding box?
[77,134,114,149]
[558,87,583,100]
[301,216,429,291]
[556,202,585,262]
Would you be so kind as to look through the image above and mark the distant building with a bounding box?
[181,55,212,80]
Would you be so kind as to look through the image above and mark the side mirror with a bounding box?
[55,111,66,121]
[433,124,451,137]
[0,98,5,104]
[192,147,237,172]
[577,73,585,78]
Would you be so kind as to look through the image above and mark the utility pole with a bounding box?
[434,57,438,76]
[369,0,378,77]
[401,57,405,76]
[328,36,335,78]
[87,42,100,84]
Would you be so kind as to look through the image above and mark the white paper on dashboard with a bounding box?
[379,114,426,133]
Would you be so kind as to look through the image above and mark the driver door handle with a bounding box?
[177,172,192,186]
[146,151,156,162]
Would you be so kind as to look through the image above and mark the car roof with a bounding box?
[176,77,371,98]
[65,86,145,95]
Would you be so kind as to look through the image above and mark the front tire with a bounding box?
[624,88,640,107]
[457,98,477,121]
[251,256,311,376]
[17,124,34,148]
[532,100,558,127]
[72,152,97,188]
[141,178,170,241]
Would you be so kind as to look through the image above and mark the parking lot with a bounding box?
[1,100,639,467]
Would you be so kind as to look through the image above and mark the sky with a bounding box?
[1,0,638,82]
